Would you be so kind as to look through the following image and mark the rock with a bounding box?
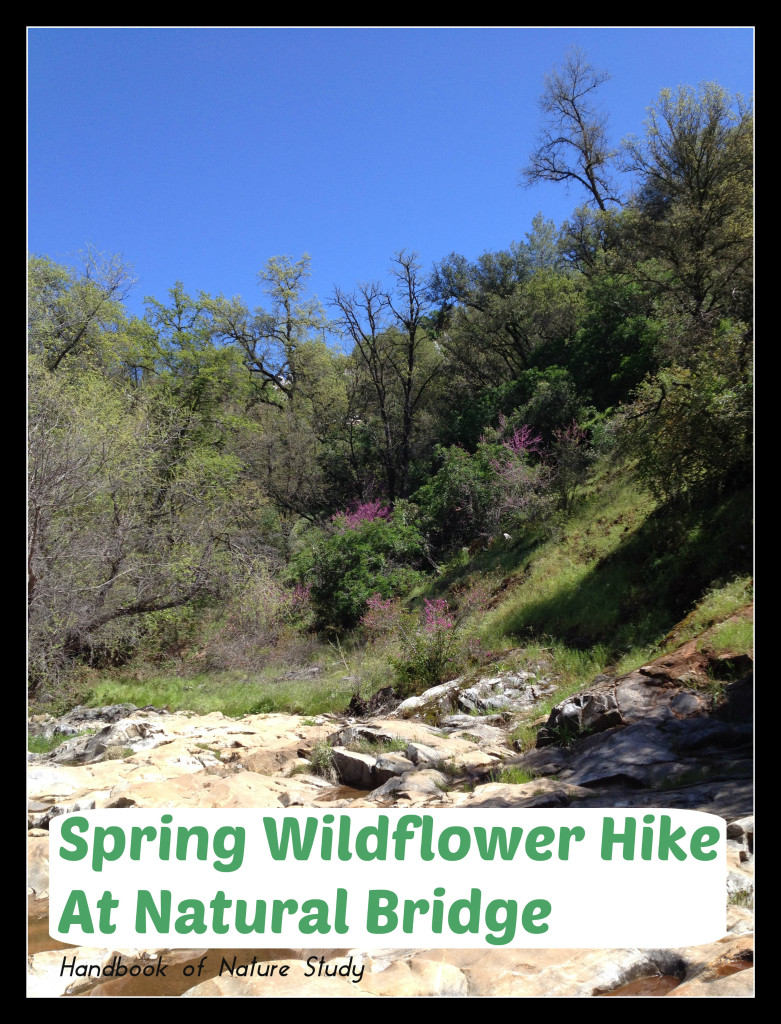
[668,968,753,997]
[451,722,510,745]
[452,778,594,808]
[726,815,754,852]
[450,750,498,770]
[27,835,50,899]
[392,679,465,718]
[425,946,675,998]
[326,725,398,747]
[104,769,329,809]
[368,769,449,804]
[456,674,556,715]
[374,753,415,780]
[726,906,754,936]
[404,741,443,765]
[360,957,468,997]
[41,719,168,765]
[439,713,512,729]
[661,936,753,998]
[240,746,303,776]
[330,748,377,789]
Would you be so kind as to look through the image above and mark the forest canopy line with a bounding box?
[27,69,752,702]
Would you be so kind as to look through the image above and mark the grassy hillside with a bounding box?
[44,457,752,722]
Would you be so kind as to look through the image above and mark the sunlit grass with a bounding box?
[49,462,751,721]
[84,645,396,718]
[699,615,753,657]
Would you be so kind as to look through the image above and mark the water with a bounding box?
[599,975,682,997]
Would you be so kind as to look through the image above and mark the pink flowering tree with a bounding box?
[486,420,556,534]
[391,583,495,695]
[331,499,391,532]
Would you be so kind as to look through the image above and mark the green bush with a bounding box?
[413,443,500,552]
[290,501,425,630]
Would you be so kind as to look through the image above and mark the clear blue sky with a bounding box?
[28,26,754,322]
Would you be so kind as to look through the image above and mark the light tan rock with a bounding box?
[421,946,663,997]
[240,746,303,776]
[450,750,498,770]
[360,957,468,997]
[104,768,330,809]
[450,779,593,808]
[27,834,50,899]
[664,935,753,998]
[667,968,753,997]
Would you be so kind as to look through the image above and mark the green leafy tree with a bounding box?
[622,82,753,332]
[616,319,751,500]
[28,248,137,372]
[440,267,584,386]
[28,360,240,690]
[204,253,331,406]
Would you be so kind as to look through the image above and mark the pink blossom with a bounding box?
[361,592,400,634]
[332,499,391,531]
[503,424,544,458]
[423,598,455,633]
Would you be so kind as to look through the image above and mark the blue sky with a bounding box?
[28,26,754,323]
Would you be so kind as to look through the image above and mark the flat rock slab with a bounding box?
[452,779,594,808]
[104,769,328,809]
[368,769,449,804]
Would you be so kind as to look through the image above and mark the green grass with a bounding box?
[728,889,754,909]
[477,473,751,658]
[509,723,540,751]
[666,576,753,651]
[489,765,539,785]
[28,733,71,754]
[432,758,463,779]
[345,736,407,755]
[80,647,394,719]
[27,727,97,754]
[100,746,134,761]
[195,742,224,757]
[699,616,753,657]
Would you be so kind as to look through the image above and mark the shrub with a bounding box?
[391,589,494,696]
[392,598,462,695]
[414,423,558,554]
[413,443,500,552]
[550,420,592,510]
[290,501,425,630]
[308,740,337,781]
[360,592,405,641]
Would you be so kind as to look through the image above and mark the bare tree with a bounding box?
[332,251,444,500]
[521,46,621,211]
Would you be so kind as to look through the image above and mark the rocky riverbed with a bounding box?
[27,612,753,997]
